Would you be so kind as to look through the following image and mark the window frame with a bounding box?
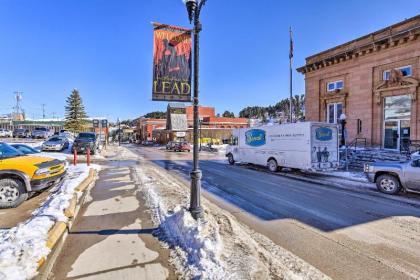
[326,102,343,124]
[327,80,344,92]
[383,65,412,81]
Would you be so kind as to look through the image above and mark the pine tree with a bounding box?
[64,89,88,133]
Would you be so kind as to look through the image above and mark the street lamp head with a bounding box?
[339,113,347,121]
[184,0,197,23]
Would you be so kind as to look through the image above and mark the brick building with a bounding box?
[297,15,420,150]
[137,105,249,144]
[137,118,166,141]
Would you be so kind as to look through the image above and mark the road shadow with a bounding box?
[149,157,420,232]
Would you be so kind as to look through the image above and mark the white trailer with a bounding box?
[226,122,339,172]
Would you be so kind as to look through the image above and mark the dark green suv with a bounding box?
[72,132,99,155]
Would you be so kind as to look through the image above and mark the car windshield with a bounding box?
[0,143,24,159]
[48,137,62,142]
[35,127,47,131]
[11,144,39,154]
[78,133,95,140]
[15,129,25,132]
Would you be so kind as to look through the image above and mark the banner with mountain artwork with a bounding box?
[152,23,192,102]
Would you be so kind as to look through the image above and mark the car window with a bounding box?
[412,159,420,168]
[13,145,38,154]
[0,143,24,159]
[48,137,61,142]
[78,133,95,140]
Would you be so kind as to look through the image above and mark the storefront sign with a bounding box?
[152,23,192,102]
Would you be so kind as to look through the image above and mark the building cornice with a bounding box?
[297,17,420,74]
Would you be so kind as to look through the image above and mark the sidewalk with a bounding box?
[49,156,175,279]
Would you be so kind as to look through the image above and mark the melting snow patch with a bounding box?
[0,164,100,280]
[136,167,227,280]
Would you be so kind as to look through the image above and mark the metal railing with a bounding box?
[348,137,367,151]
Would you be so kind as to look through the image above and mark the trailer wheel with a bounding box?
[268,159,278,172]
[227,154,235,165]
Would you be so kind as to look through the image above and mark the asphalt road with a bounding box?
[130,145,420,280]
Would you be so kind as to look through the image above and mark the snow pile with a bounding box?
[212,144,228,154]
[134,154,330,280]
[319,170,368,183]
[137,168,227,279]
[0,164,99,280]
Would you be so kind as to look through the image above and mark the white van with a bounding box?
[226,122,339,172]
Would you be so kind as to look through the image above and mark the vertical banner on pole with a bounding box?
[152,23,192,102]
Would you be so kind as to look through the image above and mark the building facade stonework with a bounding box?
[297,15,420,149]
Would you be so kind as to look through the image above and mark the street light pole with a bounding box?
[339,113,348,171]
[117,118,121,146]
[184,0,206,220]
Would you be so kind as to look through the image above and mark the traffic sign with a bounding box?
[101,119,108,127]
[93,119,99,128]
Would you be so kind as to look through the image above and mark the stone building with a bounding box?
[297,15,420,150]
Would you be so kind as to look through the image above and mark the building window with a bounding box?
[327,80,344,92]
[383,65,412,80]
[327,103,343,124]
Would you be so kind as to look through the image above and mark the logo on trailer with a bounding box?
[245,129,266,147]
[315,127,333,141]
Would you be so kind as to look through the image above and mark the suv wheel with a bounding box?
[227,154,235,165]
[376,174,401,195]
[268,159,278,172]
[0,178,28,209]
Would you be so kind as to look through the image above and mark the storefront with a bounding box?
[383,95,411,150]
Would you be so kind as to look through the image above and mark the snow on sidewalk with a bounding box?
[134,153,330,280]
[0,164,99,280]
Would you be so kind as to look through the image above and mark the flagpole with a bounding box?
[289,26,293,123]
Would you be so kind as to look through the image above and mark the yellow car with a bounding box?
[0,142,67,208]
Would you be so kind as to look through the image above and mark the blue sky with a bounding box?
[0,0,419,121]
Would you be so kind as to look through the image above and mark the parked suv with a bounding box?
[72,132,99,155]
[364,156,420,194]
[0,129,13,138]
[13,128,30,138]
[0,142,67,208]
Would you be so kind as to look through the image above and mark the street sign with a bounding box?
[93,119,99,128]
[101,119,108,127]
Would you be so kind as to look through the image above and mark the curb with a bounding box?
[35,168,97,277]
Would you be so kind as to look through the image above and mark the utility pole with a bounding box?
[42,104,46,119]
[13,91,23,120]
